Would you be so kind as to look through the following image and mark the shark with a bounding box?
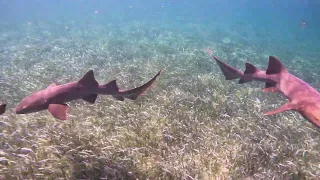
[206,48,320,128]
[14,70,162,120]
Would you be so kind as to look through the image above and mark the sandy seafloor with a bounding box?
[0,11,320,179]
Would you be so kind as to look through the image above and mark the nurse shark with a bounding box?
[207,48,320,128]
[14,70,162,120]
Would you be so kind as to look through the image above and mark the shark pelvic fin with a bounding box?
[266,56,287,75]
[82,94,98,103]
[244,62,259,74]
[78,70,99,87]
[264,102,296,116]
[48,103,70,120]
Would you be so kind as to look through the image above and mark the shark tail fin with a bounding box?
[206,48,243,80]
[115,70,162,101]
[266,56,287,75]
[239,62,260,84]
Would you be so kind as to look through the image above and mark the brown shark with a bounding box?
[206,48,320,128]
[14,70,162,120]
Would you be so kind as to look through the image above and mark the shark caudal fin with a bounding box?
[239,62,260,84]
[206,48,243,80]
[114,70,163,101]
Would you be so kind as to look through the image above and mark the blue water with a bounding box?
[0,0,319,62]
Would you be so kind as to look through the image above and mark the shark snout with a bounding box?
[300,106,320,128]
[14,103,27,114]
[14,105,23,114]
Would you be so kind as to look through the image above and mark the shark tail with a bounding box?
[206,48,243,80]
[111,70,162,101]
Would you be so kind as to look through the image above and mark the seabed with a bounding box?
[0,19,319,179]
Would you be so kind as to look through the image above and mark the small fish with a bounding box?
[300,20,306,28]
[14,70,162,120]
[207,48,320,128]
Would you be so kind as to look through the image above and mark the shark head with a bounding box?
[14,92,49,114]
[299,102,320,128]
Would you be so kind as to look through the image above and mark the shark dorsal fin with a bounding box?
[244,62,259,74]
[266,56,287,75]
[238,63,258,84]
[78,70,98,87]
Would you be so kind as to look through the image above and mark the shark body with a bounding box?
[207,48,320,128]
[14,70,162,120]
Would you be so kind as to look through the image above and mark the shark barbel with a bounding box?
[206,48,320,128]
[14,70,162,120]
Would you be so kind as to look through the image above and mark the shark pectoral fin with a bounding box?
[48,103,70,120]
[82,94,98,103]
[264,102,296,116]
